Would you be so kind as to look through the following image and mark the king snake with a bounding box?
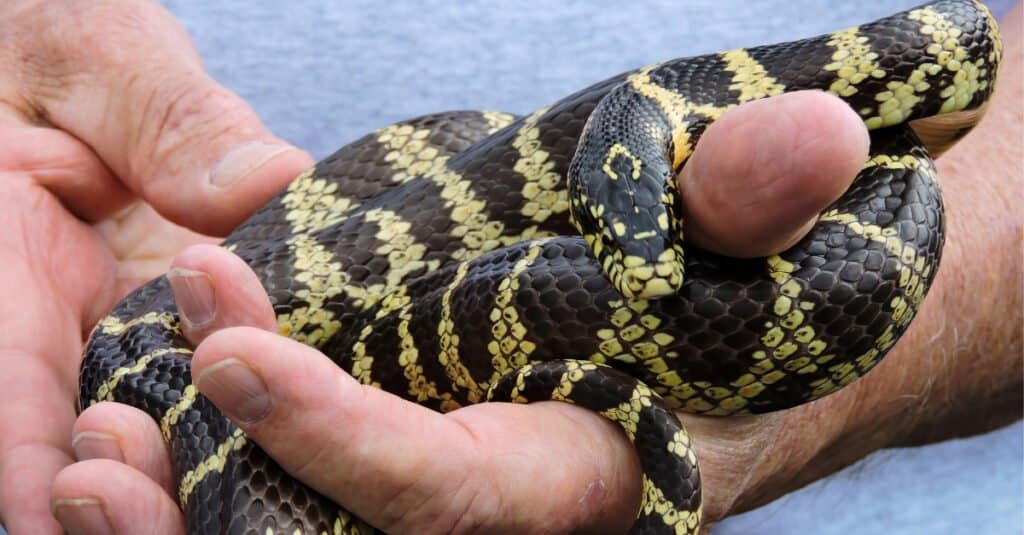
[80,1,1002,533]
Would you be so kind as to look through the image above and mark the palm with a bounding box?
[96,201,218,300]
[0,151,218,533]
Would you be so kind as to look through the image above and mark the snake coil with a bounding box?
[81,1,1001,533]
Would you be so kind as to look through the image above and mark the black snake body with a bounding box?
[80,1,1002,533]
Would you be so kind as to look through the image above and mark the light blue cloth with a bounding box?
[7,2,1019,534]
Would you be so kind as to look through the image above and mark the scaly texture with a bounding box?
[80,1,1001,533]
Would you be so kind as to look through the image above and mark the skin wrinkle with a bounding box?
[18,127,135,224]
[681,412,787,521]
[63,3,196,79]
[123,67,162,181]
[426,432,491,533]
[17,2,286,232]
[134,75,213,187]
[267,360,475,528]
[119,66,299,234]
[733,411,842,514]
[0,96,36,125]
[96,204,176,265]
[752,96,862,227]
[721,414,787,517]
[274,388,350,482]
[12,8,85,111]
[93,220,182,314]
[376,457,450,532]
[47,224,112,340]
[445,471,490,535]
[475,431,554,534]
[2,183,44,267]
[456,402,636,535]
[19,134,101,197]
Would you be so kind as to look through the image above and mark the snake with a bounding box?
[79,1,1002,533]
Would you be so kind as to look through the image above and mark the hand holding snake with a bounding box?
[0,1,1019,532]
[56,90,871,534]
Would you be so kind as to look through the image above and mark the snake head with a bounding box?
[569,135,686,300]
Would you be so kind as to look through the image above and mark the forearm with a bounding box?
[695,2,1022,522]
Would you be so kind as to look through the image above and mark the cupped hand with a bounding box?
[0,1,311,533]
[50,90,871,534]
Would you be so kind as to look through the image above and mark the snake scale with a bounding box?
[80,1,1002,533]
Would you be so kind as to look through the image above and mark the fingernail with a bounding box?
[167,268,216,330]
[71,432,124,463]
[196,358,271,424]
[210,141,295,188]
[52,498,113,535]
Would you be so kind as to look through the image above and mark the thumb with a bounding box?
[678,90,870,257]
[11,1,312,236]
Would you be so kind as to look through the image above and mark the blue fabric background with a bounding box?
[8,1,1021,534]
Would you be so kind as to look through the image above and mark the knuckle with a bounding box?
[379,427,496,535]
[379,469,489,535]
[132,75,257,187]
[149,79,248,142]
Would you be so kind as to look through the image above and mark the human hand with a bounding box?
[0,1,311,533]
[51,88,873,534]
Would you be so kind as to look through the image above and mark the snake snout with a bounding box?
[582,194,687,300]
[615,239,686,299]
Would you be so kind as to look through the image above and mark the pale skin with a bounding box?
[0,1,1018,534]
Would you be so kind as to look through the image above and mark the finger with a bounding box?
[0,183,111,534]
[5,1,312,235]
[0,350,78,535]
[0,120,133,222]
[0,433,69,535]
[191,328,641,533]
[166,244,277,345]
[51,459,184,535]
[679,89,870,257]
[72,402,175,497]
